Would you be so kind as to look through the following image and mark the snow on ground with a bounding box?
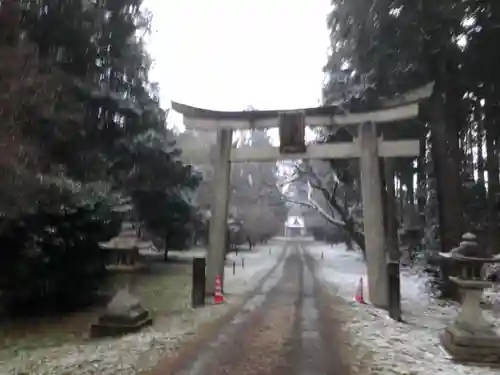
[225,243,286,295]
[306,242,500,375]
[1,241,287,375]
[274,235,314,242]
[168,242,286,296]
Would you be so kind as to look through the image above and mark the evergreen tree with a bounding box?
[0,0,201,312]
[321,0,500,298]
[20,0,201,242]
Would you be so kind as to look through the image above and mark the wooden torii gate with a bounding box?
[171,83,433,308]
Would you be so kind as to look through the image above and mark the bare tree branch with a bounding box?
[298,162,353,224]
[275,160,366,253]
[279,196,346,228]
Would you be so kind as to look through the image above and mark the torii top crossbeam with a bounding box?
[171,83,434,131]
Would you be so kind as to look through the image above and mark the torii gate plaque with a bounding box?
[279,111,306,154]
[171,82,433,308]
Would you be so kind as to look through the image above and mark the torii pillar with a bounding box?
[171,82,433,304]
[359,122,388,308]
[206,129,232,295]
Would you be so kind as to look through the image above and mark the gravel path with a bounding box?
[154,241,352,375]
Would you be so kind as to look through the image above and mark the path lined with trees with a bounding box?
[4,0,500,373]
[148,241,352,375]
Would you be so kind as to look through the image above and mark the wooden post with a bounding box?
[192,257,206,308]
[359,122,388,308]
[206,129,233,296]
[381,158,402,320]
[387,261,402,321]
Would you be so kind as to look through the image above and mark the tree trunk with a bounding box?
[336,203,365,256]
[485,102,499,255]
[477,114,486,190]
[429,98,463,252]
[477,149,485,189]
[380,159,400,261]
[421,12,463,250]
[466,128,474,181]
[427,90,462,301]
[397,175,404,221]
[443,60,465,241]
[417,128,427,228]
[401,168,416,228]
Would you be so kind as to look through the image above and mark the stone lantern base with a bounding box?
[440,277,500,363]
[90,288,153,338]
[440,324,500,363]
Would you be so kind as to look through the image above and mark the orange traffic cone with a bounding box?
[213,275,225,304]
[354,277,365,304]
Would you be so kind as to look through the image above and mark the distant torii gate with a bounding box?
[171,83,433,308]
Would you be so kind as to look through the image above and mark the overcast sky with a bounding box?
[144,0,331,115]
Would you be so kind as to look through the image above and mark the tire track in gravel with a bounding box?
[301,242,352,375]
[297,244,328,375]
[201,253,301,375]
[165,243,294,375]
[147,241,290,375]
[160,241,352,375]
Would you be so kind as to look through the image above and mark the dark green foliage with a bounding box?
[321,0,500,300]
[24,0,200,238]
[132,188,199,250]
[0,0,203,316]
[0,201,121,314]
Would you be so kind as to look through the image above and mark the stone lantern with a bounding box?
[90,287,153,338]
[439,233,500,363]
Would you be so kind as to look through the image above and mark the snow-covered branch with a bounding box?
[295,162,354,224]
[280,196,346,228]
[271,162,366,252]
